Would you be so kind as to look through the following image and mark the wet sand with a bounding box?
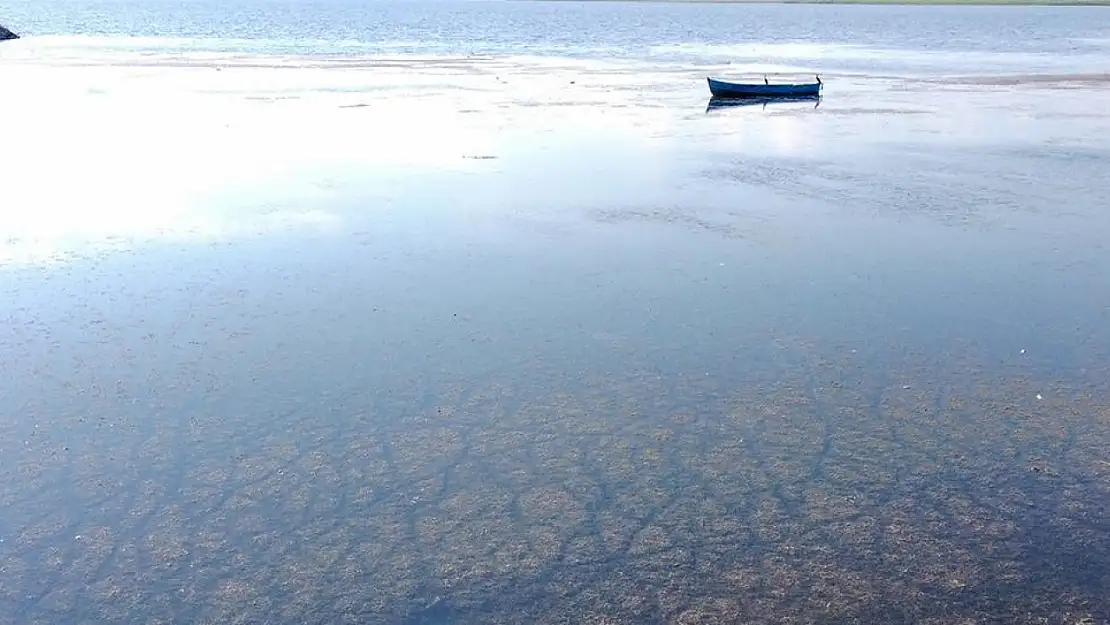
[2,42,1110,624]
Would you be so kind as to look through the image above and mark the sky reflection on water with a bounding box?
[2,25,1110,625]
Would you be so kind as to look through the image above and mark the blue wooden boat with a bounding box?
[707,75,822,99]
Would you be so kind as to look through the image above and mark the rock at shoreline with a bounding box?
[0,24,18,41]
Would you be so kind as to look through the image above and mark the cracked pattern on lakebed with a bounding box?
[1,342,1109,625]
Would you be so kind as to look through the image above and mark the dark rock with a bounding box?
[0,24,18,41]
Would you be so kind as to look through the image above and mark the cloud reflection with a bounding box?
[0,38,702,265]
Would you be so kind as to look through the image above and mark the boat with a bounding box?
[706,75,822,99]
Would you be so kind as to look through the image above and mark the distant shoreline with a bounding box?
[524,0,1110,6]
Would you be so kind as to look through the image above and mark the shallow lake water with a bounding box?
[2,1,1110,623]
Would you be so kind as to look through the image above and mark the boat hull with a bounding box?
[707,77,821,99]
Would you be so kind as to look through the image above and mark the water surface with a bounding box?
[1,1,1110,623]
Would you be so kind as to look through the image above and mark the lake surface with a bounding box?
[2,0,1110,623]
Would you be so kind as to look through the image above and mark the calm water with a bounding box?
[2,1,1110,623]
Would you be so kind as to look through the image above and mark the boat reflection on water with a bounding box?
[705,95,821,114]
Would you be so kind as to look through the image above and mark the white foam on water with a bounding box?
[650,41,873,60]
[646,41,1108,75]
[1072,37,1110,48]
